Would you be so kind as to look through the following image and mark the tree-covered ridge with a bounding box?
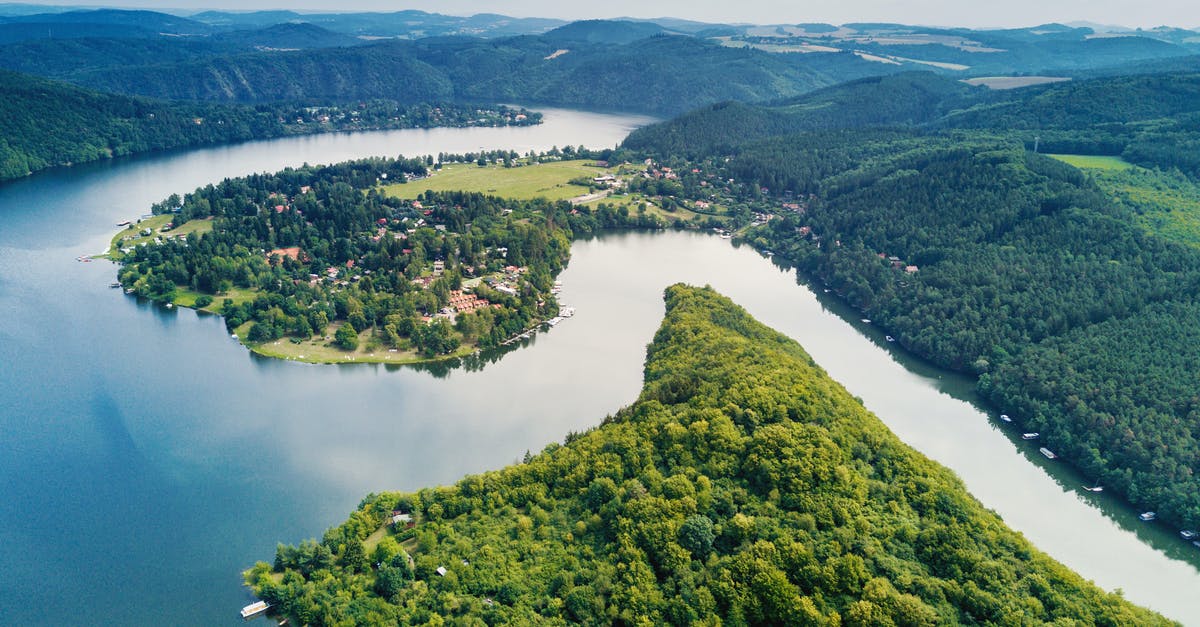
[621,74,1200,530]
[246,285,1167,625]
[0,68,540,182]
[116,154,659,360]
[625,70,1200,175]
[8,32,907,116]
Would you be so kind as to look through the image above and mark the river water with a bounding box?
[1,109,1198,625]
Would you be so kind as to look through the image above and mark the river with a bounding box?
[1,109,1198,625]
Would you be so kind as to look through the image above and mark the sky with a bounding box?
[11,0,1200,29]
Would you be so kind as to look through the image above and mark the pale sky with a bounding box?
[14,0,1200,29]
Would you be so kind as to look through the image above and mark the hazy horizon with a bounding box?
[5,0,1200,30]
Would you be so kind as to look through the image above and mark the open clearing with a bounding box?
[106,216,213,258]
[1046,154,1135,170]
[383,160,613,203]
[963,76,1071,90]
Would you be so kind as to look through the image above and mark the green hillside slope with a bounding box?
[246,285,1167,626]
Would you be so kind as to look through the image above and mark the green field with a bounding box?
[105,216,213,258]
[384,159,715,224]
[242,321,475,365]
[1045,154,1135,170]
[384,160,612,202]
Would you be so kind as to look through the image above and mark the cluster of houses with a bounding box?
[641,158,680,181]
[446,289,499,315]
[879,253,919,273]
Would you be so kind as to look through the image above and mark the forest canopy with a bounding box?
[247,285,1167,625]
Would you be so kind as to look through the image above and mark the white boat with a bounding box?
[1039,447,1056,460]
[861,318,871,323]
[241,600,270,619]
[999,414,1011,423]
[885,335,894,342]
[1084,485,1103,493]
[1181,530,1197,540]
[1139,511,1157,522]
[1021,432,1040,440]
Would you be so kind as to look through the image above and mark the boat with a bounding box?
[1084,485,1103,493]
[240,600,270,619]
[1139,511,1157,522]
[999,414,1011,423]
[1021,432,1040,440]
[861,318,871,323]
[116,220,131,227]
[1039,447,1056,460]
[1181,530,1198,540]
[109,282,121,288]
[1193,540,1200,549]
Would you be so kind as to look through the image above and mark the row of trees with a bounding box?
[247,286,1165,625]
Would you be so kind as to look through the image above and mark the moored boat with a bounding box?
[999,414,1011,422]
[241,600,270,619]
[1022,432,1039,440]
[1039,447,1056,459]
[1181,530,1198,540]
[1139,511,1157,522]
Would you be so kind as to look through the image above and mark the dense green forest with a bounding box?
[0,68,539,182]
[246,285,1167,625]
[30,34,898,115]
[116,153,661,359]
[623,71,1200,531]
[627,70,1200,175]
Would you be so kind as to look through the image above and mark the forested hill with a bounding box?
[8,32,909,115]
[0,69,536,182]
[0,69,281,180]
[623,72,982,156]
[247,285,1166,625]
[620,70,1200,532]
[624,70,1200,174]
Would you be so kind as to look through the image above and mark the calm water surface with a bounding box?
[1,109,1198,625]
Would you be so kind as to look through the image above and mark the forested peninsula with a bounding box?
[0,68,539,182]
[112,151,660,364]
[624,71,1200,534]
[246,285,1166,625]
